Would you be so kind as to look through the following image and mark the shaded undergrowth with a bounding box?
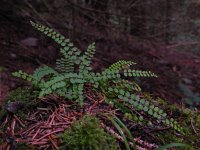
[0,87,199,149]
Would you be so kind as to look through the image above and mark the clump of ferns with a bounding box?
[12,21,183,134]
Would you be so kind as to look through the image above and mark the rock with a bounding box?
[5,101,24,113]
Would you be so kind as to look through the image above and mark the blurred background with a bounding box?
[0,0,200,108]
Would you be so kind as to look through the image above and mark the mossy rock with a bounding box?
[0,87,39,121]
[5,86,38,104]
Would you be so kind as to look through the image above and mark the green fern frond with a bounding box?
[104,60,136,73]
[79,42,96,73]
[107,87,183,133]
[30,21,81,73]
[40,80,66,98]
[30,21,69,47]
[123,69,157,77]
[60,46,81,64]
[115,80,141,92]
[55,58,67,73]
[43,75,66,88]
[56,58,74,73]
[12,70,39,86]
[75,83,84,105]
[32,65,58,80]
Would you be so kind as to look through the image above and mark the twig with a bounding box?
[36,129,64,142]
[13,115,25,128]
[11,118,16,137]
[21,122,43,136]
[191,119,198,134]
[48,135,58,150]
[32,127,41,139]
[2,114,9,128]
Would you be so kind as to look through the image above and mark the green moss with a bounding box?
[6,87,38,104]
[179,109,200,149]
[3,87,39,119]
[61,115,118,150]
[142,92,199,149]
[157,130,183,144]
[0,67,6,73]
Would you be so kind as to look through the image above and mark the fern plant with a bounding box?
[12,21,183,133]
